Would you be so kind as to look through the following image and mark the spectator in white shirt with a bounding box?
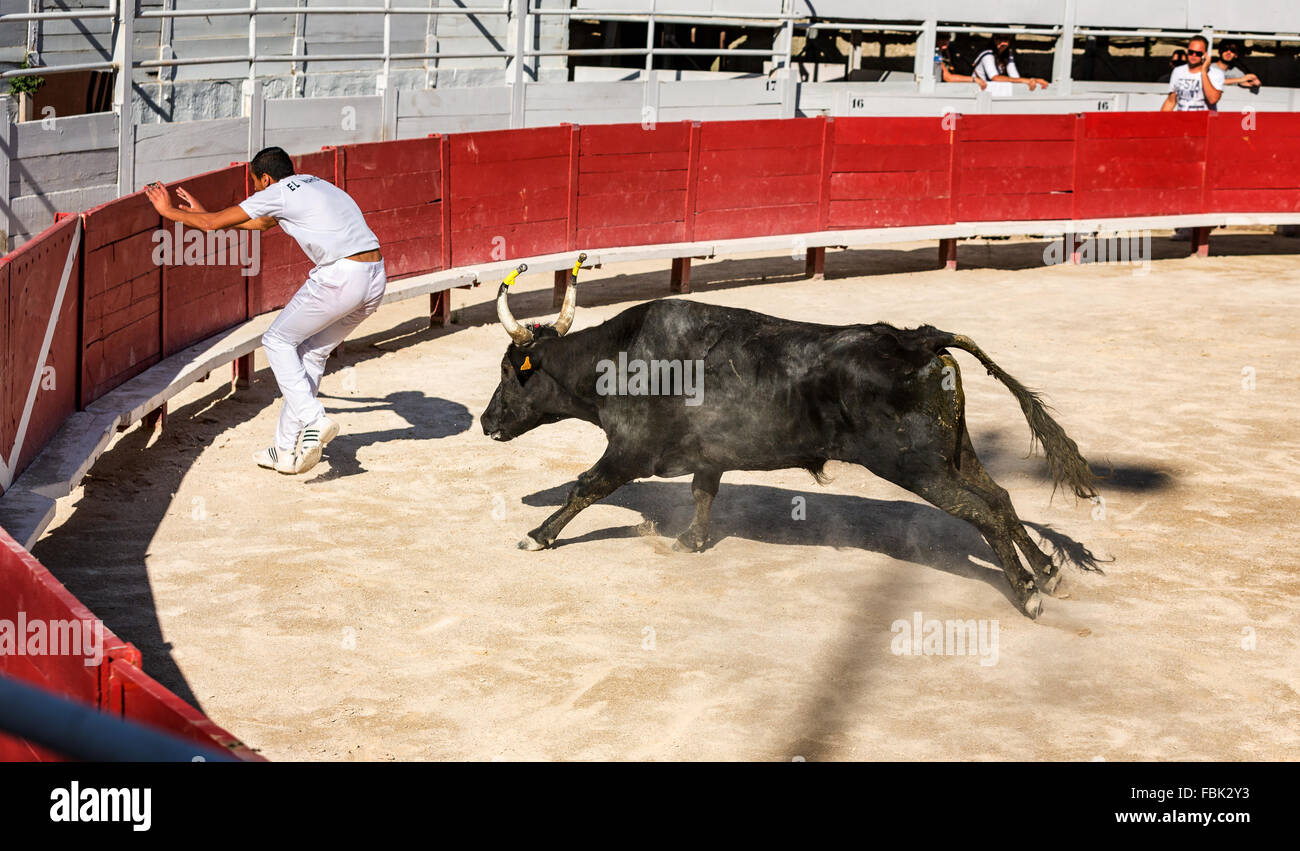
[1162,36,1225,111]
[971,34,1048,91]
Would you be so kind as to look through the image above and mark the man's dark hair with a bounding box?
[250,147,294,181]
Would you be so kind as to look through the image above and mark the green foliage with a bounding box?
[7,57,45,97]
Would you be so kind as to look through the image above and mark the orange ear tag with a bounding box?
[521,356,532,370]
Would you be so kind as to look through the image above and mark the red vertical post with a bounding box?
[804,247,825,280]
[683,120,702,243]
[553,269,568,308]
[942,112,960,269]
[1070,113,1085,221]
[675,121,702,294]
[233,353,253,387]
[816,115,833,232]
[430,290,451,326]
[1193,112,1214,258]
[938,238,957,271]
[566,124,580,252]
[437,134,452,272]
[946,111,961,225]
[670,257,691,294]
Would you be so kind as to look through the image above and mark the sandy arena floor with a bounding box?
[31,232,1300,761]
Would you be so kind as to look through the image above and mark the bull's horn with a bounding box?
[553,252,586,336]
[496,263,533,345]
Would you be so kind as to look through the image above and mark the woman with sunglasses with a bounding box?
[1161,36,1225,111]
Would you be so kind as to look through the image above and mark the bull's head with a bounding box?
[481,255,585,441]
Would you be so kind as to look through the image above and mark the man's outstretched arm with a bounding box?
[144,182,277,232]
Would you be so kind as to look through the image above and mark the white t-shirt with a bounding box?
[1168,63,1226,111]
[973,49,1019,81]
[239,174,379,266]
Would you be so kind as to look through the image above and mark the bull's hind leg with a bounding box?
[673,470,722,553]
[520,452,635,551]
[904,466,1044,619]
[956,427,1064,596]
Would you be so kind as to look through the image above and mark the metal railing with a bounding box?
[4,2,1300,85]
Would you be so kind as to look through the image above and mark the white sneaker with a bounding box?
[293,416,339,474]
[254,446,298,474]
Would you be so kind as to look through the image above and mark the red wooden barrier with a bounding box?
[337,138,443,280]
[1076,111,1210,219]
[576,121,692,248]
[694,117,824,240]
[1205,111,1300,213]
[449,125,571,266]
[79,191,163,407]
[160,165,250,358]
[0,217,80,487]
[0,526,257,761]
[954,114,1076,222]
[829,116,952,229]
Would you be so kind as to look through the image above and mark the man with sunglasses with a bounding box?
[1161,36,1224,111]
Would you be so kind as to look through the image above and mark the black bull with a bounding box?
[481,296,1100,619]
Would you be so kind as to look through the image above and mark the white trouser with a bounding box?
[261,257,387,453]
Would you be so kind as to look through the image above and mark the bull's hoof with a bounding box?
[517,534,548,551]
[1021,592,1044,620]
[1040,570,1067,597]
[672,534,706,553]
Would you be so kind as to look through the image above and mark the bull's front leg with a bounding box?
[673,470,722,552]
[519,454,633,551]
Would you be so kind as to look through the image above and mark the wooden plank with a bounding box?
[577,190,686,230]
[699,117,824,151]
[833,116,960,146]
[832,170,950,201]
[578,150,691,174]
[1204,188,1300,212]
[451,157,570,196]
[451,188,571,231]
[831,142,952,173]
[577,221,684,249]
[1076,159,1204,191]
[957,114,1076,142]
[956,165,1074,196]
[1085,111,1209,138]
[696,172,821,212]
[694,204,819,241]
[13,112,118,158]
[955,193,1073,222]
[580,122,691,155]
[958,140,1077,170]
[700,145,820,178]
[827,198,952,229]
[452,126,570,165]
[579,168,687,196]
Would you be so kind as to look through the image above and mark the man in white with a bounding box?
[971,34,1048,91]
[1162,35,1225,111]
[144,146,386,475]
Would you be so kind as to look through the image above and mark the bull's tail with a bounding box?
[940,333,1100,500]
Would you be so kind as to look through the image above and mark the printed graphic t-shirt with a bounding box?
[1169,63,1227,110]
[239,174,380,266]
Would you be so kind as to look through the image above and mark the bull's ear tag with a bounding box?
[521,356,532,371]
